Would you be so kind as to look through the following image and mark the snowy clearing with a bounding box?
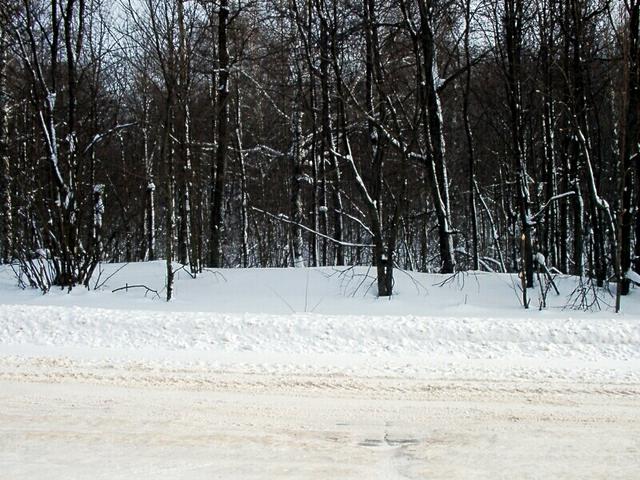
[1,263,640,478]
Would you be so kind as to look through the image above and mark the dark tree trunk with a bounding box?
[618,1,640,299]
[0,26,12,262]
[462,0,478,270]
[539,0,557,268]
[417,0,455,274]
[210,0,229,268]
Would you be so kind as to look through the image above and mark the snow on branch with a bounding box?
[239,70,289,121]
[336,209,374,237]
[530,191,576,221]
[330,149,378,211]
[251,206,374,248]
[340,83,427,164]
[82,122,138,156]
[625,269,640,286]
[240,144,287,158]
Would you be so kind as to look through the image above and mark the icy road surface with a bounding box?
[1,364,639,480]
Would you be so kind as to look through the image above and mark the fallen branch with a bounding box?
[172,264,196,279]
[112,283,160,299]
[94,263,129,290]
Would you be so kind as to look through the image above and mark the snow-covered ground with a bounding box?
[1,262,639,478]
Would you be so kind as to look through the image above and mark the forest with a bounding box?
[0,0,639,309]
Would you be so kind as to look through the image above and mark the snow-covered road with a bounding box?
[2,368,639,480]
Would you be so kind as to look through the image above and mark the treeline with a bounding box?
[0,0,638,309]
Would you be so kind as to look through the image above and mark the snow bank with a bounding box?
[1,263,639,383]
[1,303,639,383]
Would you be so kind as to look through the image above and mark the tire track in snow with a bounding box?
[1,356,639,402]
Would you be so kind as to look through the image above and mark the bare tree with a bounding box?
[617,0,640,304]
[0,12,13,263]
[209,0,229,268]
[417,0,456,274]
